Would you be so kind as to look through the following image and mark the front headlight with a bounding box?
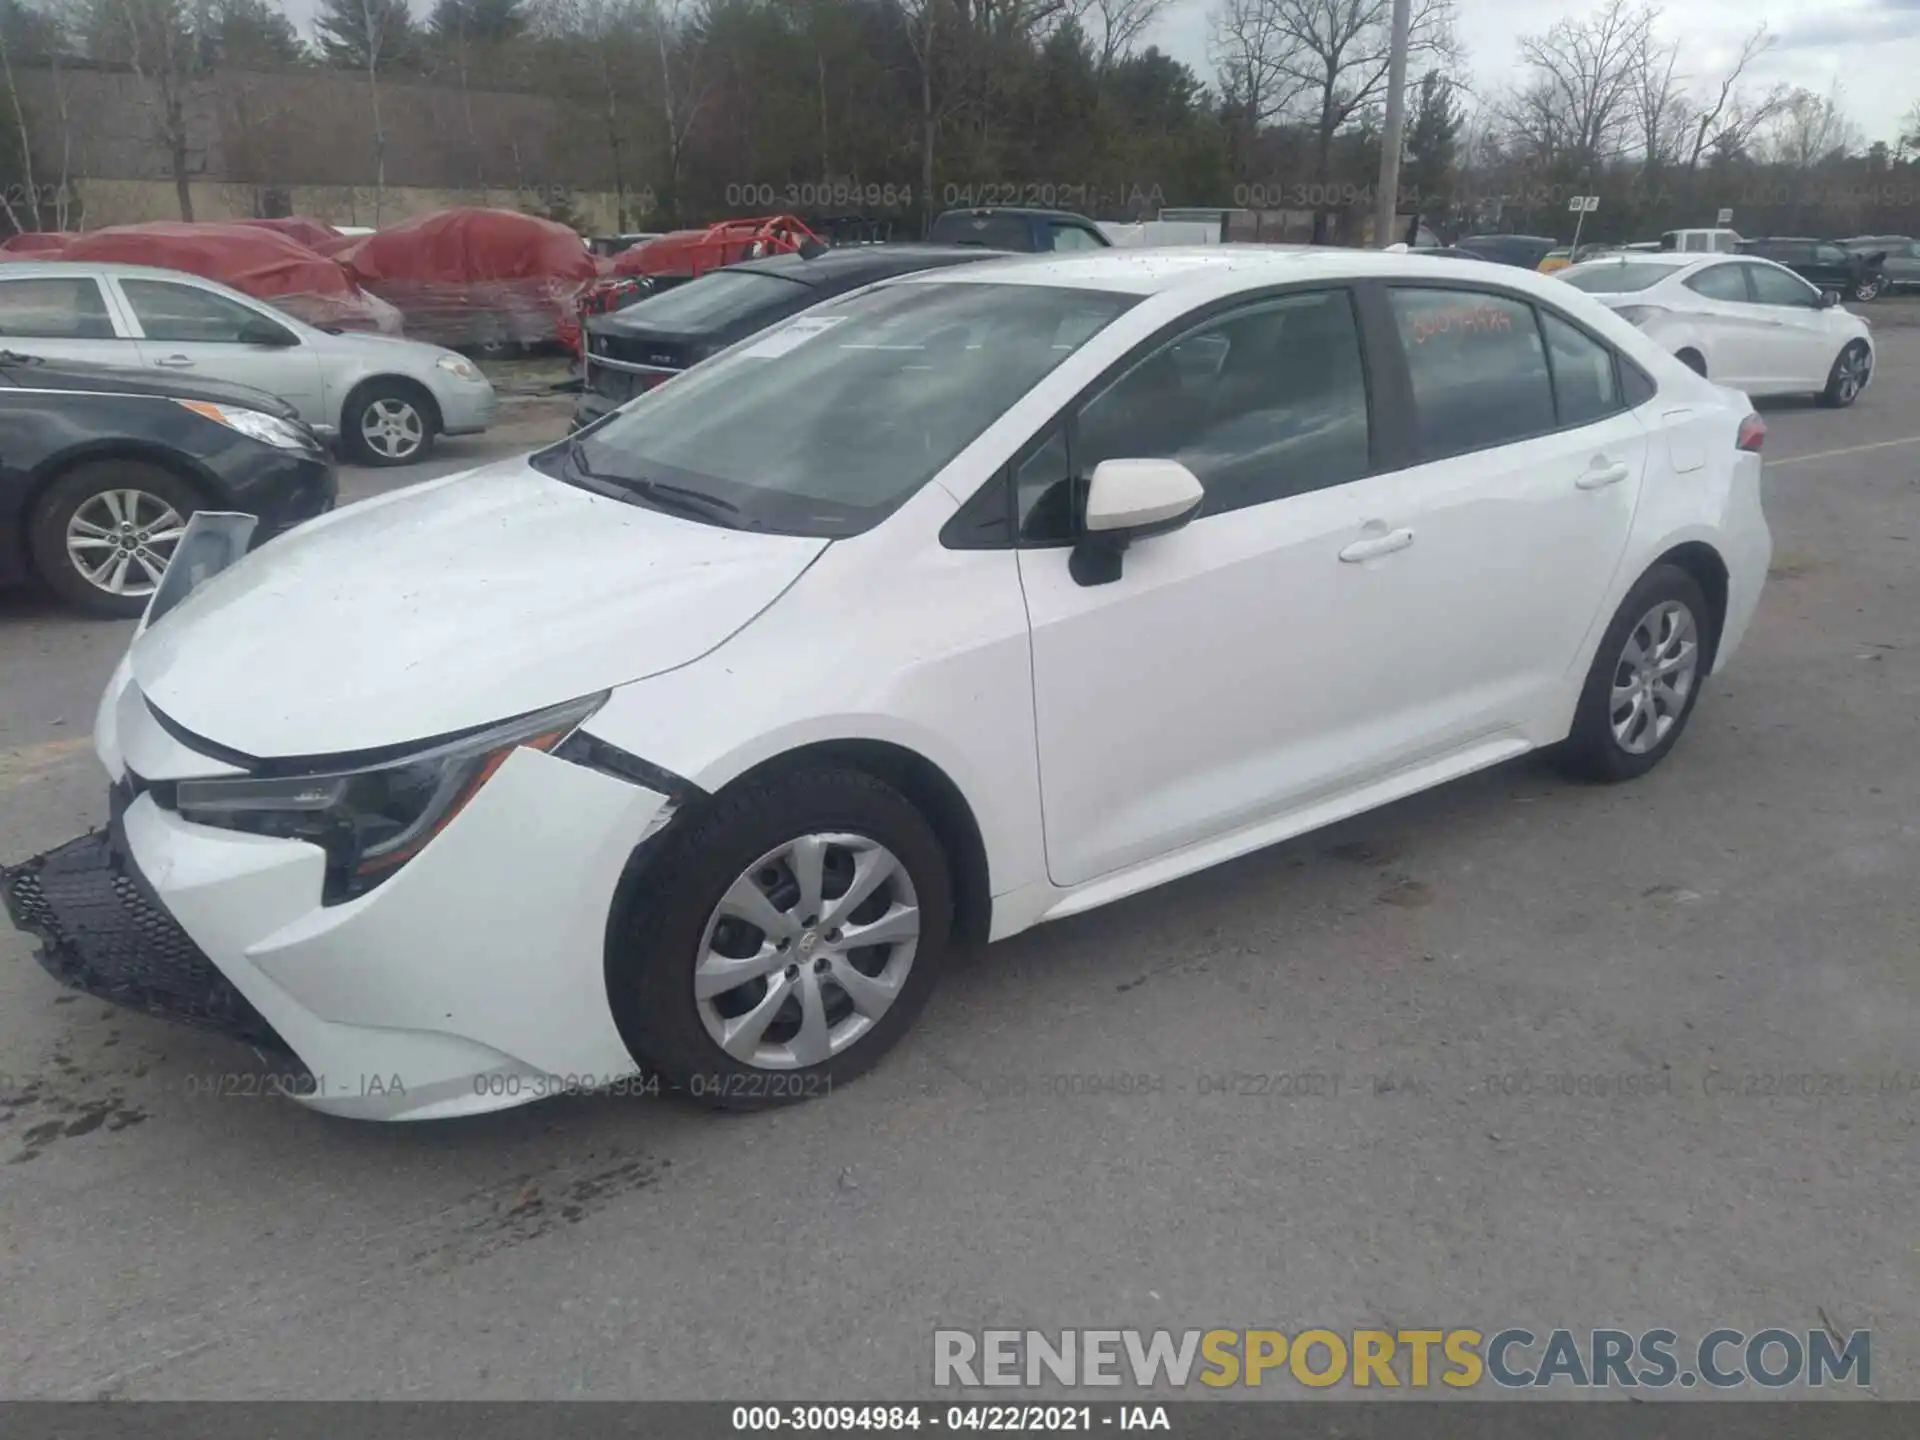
[175,400,315,450]
[436,354,482,381]
[173,693,607,904]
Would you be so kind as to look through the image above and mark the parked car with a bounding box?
[1735,237,1887,301]
[1843,236,1920,292]
[926,207,1111,252]
[1538,243,1612,273]
[574,242,1009,429]
[0,349,334,615]
[1558,252,1874,405]
[1659,228,1743,254]
[1,247,1771,1121]
[1450,234,1558,269]
[0,261,499,466]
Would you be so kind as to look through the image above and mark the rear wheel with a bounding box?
[1675,348,1707,377]
[609,766,952,1110]
[1819,341,1871,408]
[1850,274,1885,302]
[28,461,200,618]
[1553,564,1712,784]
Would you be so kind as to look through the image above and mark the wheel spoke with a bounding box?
[821,846,897,929]
[788,835,827,921]
[101,490,127,526]
[694,938,786,1001]
[829,954,903,1020]
[1653,641,1696,677]
[103,551,132,593]
[131,551,168,588]
[719,973,794,1061]
[716,874,799,941]
[787,971,833,1066]
[67,535,117,551]
[839,902,919,950]
[69,517,114,539]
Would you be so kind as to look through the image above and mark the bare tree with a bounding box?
[1500,0,1654,174]
[1079,0,1164,73]
[649,0,709,221]
[1676,23,1783,172]
[533,0,644,227]
[1757,82,1865,170]
[1629,26,1684,174]
[897,0,944,234]
[313,0,408,221]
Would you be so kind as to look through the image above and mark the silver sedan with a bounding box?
[0,260,499,466]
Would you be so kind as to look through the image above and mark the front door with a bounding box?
[113,276,326,424]
[1737,262,1839,387]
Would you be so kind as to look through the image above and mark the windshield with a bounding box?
[607,269,811,332]
[929,213,1034,250]
[550,279,1139,535]
[1559,262,1675,293]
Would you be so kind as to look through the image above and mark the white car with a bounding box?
[0,261,499,464]
[1557,252,1875,406]
[2,248,1773,1121]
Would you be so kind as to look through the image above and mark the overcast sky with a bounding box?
[1145,0,1920,145]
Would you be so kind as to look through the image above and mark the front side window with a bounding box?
[1387,288,1555,460]
[557,280,1138,536]
[1684,264,1750,303]
[122,280,290,343]
[1048,224,1105,252]
[0,276,117,339]
[1539,311,1620,427]
[1682,233,1709,253]
[1745,264,1819,308]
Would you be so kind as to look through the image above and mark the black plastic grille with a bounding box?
[2,830,294,1057]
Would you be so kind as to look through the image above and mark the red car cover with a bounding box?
[332,208,597,351]
[1,231,77,254]
[56,222,400,334]
[230,216,343,250]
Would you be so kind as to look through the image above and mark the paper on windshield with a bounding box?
[739,315,846,359]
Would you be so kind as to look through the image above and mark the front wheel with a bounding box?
[1850,275,1884,302]
[344,382,436,466]
[1819,341,1872,408]
[609,767,953,1109]
[28,461,201,617]
[1553,564,1712,784]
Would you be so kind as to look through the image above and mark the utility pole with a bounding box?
[1373,0,1414,247]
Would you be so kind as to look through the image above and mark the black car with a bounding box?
[926,207,1111,252]
[1844,235,1920,293]
[1736,237,1888,301]
[574,243,1010,429]
[0,351,335,617]
[1451,234,1558,270]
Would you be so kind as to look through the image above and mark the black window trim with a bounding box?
[942,279,1383,551]
[1368,278,1644,467]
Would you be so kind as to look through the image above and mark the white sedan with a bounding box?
[1557,252,1875,406]
[1,248,1773,1121]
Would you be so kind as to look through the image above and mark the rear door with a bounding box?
[112,276,326,423]
[0,273,139,369]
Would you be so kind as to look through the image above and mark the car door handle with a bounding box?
[155,355,195,368]
[1577,461,1632,490]
[1339,528,1414,562]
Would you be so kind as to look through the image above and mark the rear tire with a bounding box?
[1850,275,1884,302]
[1676,348,1707,377]
[608,766,953,1110]
[1553,564,1712,784]
[1818,341,1871,408]
[28,461,202,618]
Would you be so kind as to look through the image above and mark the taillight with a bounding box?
[1736,413,1765,453]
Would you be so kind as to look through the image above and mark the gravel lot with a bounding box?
[1,326,1916,1400]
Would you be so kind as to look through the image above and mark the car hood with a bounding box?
[129,457,829,759]
[0,356,301,418]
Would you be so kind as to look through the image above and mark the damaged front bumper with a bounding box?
[1,818,295,1060]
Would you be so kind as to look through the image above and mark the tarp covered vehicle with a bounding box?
[54,222,402,334]
[333,208,598,355]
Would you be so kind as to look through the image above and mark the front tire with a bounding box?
[28,461,201,617]
[1850,274,1884,302]
[1553,564,1712,784]
[343,380,436,466]
[609,766,953,1110]
[1819,341,1871,408]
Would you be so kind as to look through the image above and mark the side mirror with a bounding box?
[1818,289,1840,309]
[1069,458,1204,587]
[238,316,296,346]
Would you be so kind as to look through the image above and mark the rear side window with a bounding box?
[1048,223,1106,252]
[1684,265,1750,302]
[1559,263,1672,293]
[0,276,117,339]
[1539,311,1620,427]
[1387,289,1555,460]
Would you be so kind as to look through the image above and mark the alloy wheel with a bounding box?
[64,488,187,598]
[1610,600,1699,755]
[360,398,425,460]
[695,832,921,1070]
[1836,347,1871,404]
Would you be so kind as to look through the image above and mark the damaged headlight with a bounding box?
[173,693,607,904]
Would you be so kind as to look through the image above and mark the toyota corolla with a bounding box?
[2,248,1771,1121]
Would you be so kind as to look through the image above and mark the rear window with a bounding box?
[611,270,811,332]
[0,276,116,338]
[1560,263,1675,293]
[929,213,1035,250]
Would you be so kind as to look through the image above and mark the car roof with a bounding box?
[891,244,1618,296]
[730,243,1012,283]
[933,207,1100,223]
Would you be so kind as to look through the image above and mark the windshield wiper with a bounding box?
[564,438,745,527]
